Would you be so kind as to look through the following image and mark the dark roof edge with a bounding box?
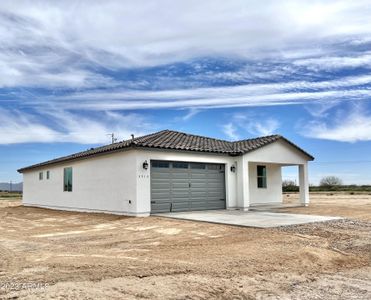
[18,131,314,173]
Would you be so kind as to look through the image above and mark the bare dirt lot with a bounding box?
[282,192,371,222]
[0,194,370,299]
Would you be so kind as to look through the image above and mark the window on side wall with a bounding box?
[257,165,267,188]
[39,172,43,180]
[63,167,73,192]
[46,170,50,180]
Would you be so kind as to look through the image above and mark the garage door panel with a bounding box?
[190,183,207,189]
[190,170,207,175]
[151,202,171,213]
[172,174,189,179]
[208,191,225,197]
[172,187,189,192]
[190,176,207,181]
[190,202,209,209]
[190,172,207,178]
[151,183,172,190]
[151,177,172,183]
[151,161,225,213]
[171,197,190,203]
[171,193,190,199]
[207,183,223,189]
[151,175,172,181]
[152,189,172,195]
[207,174,224,179]
[172,183,189,189]
[152,168,171,174]
[151,195,172,202]
[207,179,224,184]
[152,190,171,196]
[189,179,207,184]
[171,177,189,183]
[190,191,207,196]
[206,202,226,209]
[172,201,190,211]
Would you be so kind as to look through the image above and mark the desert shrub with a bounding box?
[282,180,299,192]
[320,176,343,187]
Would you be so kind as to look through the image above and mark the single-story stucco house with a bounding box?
[18,130,314,216]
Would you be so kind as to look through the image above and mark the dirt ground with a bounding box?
[282,192,371,222]
[0,194,370,299]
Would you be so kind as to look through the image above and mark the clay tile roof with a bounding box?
[18,130,314,172]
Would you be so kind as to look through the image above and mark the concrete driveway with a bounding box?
[155,210,342,228]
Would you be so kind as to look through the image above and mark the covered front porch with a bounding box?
[236,161,309,210]
[232,138,312,211]
[251,162,309,206]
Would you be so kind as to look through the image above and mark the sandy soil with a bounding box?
[0,194,370,299]
[282,192,371,221]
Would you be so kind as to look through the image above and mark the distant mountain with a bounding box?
[0,182,23,191]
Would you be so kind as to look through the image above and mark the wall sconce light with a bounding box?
[143,160,149,170]
[230,165,236,173]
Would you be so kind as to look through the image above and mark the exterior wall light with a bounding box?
[230,165,236,172]
[143,160,149,170]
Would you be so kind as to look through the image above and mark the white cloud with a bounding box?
[0,108,154,144]
[304,101,340,118]
[222,112,279,140]
[222,123,240,140]
[0,108,59,143]
[27,75,370,111]
[1,1,371,144]
[250,119,280,136]
[233,113,280,136]
[180,108,200,121]
[303,104,371,142]
[0,51,119,88]
[294,52,371,70]
[0,0,370,88]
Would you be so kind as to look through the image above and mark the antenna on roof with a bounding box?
[107,133,117,144]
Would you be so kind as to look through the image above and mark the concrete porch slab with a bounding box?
[154,210,342,228]
[249,203,304,211]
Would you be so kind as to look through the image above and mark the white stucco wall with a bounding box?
[22,150,139,215]
[248,163,282,205]
[22,148,237,216]
[244,139,309,165]
[21,138,312,216]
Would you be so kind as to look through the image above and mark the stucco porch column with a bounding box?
[236,155,250,210]
[299,163,310,206]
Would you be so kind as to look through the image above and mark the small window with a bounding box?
[46,170,50,180]
[151,161,170,168]
[257,165,267,188]
[39,172,43,180]
[63,167,73,192]
[173,162,188,169]
[190,163,205,169]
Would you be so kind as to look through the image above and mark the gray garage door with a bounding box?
[151,161,226,213]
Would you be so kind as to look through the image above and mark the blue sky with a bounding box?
[1,0,371,184]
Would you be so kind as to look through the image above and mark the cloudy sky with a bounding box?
[1,0,371,184]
